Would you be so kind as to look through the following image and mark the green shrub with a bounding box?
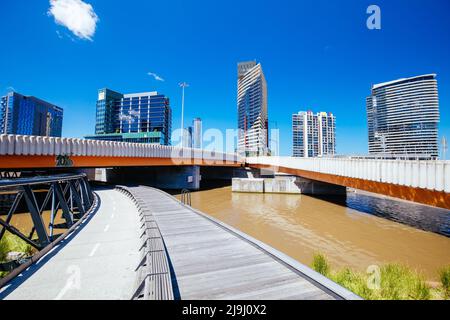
[312,253,330,276]
[6,233,33,256]
[0,232,34,262]
[310,254,432,300]
[440,266,450,299]
[0,235,9,262]
[332,267,374,300]
[379,264,430,300]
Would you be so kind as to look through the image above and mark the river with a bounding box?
[180,186,450,281]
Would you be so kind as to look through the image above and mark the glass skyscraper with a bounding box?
[86,88,172,145]
[237,61,268,156]
[0,91,63,137]
[367,74,440,159]
[192,118,202,149]
[292,111,336,158]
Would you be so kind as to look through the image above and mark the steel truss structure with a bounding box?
[0,174,94,250]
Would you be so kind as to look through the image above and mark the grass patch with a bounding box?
[0,236,8,262]
[440,266,450,300]
[0,232,34,262]
[311,253,434,300]
[312,253,330,277]
[1,232,34,279]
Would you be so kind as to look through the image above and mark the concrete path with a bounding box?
[0,189,141,300]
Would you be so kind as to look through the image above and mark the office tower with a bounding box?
[367,74,440,159]
[86,88,172,145]
[0,91,63,137]
[237,61,268,156]
[192,118,202,149]
[183,126,193,148]
[292,111,336,158]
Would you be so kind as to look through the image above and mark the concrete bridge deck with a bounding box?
[121,186,360,300]
[0,189,142,300]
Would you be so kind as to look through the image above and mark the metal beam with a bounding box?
[69,181,85,215]
[0,192,23,240]
[53,182,74,227]
[21,186,49,246]
[0,218,41,249]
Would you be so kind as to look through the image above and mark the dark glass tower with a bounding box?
[87,89,172,145]
[0,91,63,137]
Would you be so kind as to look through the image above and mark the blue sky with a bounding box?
[1,0,449,157]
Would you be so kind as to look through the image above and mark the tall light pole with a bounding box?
[179,82,189,147]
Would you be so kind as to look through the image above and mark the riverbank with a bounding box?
[311,253,450,300]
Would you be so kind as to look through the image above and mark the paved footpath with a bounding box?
[0,189,141,300]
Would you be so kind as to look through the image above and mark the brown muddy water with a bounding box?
[178,187,450,281]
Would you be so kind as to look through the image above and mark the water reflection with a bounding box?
[187,186,450,280]
[346,191,450,237]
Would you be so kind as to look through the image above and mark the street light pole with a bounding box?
[179,82,189,147]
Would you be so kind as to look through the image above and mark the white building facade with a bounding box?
[237,61,268,156]
[292,111,336,158]
[367,74,440,159]
[192,118,202,149]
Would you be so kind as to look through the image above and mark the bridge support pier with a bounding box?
[232,176,346,195]
[89,166,201,190]
[294,177,346,195]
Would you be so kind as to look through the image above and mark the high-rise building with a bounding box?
[367,74,440,159]
[183,126,193,148]
[292,111,336,158]
[192,118,202,149]
[237,61,268,156]
[86,88,172,145]
[0,91,63,137]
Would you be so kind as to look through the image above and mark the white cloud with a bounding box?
[48,0,99,41]
[148,72,165,82]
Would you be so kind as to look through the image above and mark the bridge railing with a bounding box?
[0,174,98,288]
[0,174,95,249]
[246,156,450,193]
[0,134,244,164]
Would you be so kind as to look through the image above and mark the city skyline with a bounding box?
[1,1,449,157]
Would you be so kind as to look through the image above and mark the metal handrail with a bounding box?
[0,173,87,188]
[0,174,94,250]
[180,189,191,206]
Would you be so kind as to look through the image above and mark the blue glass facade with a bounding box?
[90,89,171,145]
[0,92,63,136]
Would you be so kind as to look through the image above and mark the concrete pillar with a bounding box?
[295,177,346,195]
[232,176,346,195]
[91,166,202,190]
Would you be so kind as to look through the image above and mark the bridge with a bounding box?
[0,134,449,209]
[1,135,449,300]
[246,157,450,209]
[0,177,361,300]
